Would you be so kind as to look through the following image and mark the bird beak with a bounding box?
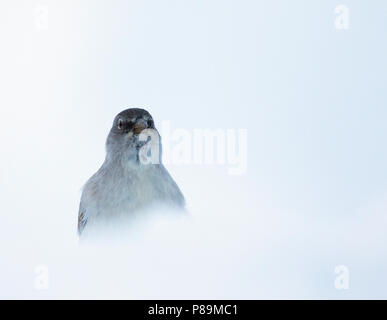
[133,119,147,135]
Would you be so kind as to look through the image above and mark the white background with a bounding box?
[0,0,386,298]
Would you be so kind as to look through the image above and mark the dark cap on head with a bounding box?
[111,108,155,135]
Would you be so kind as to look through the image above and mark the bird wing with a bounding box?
[77,205,87,236]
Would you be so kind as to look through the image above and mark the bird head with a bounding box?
[105,108,161,165]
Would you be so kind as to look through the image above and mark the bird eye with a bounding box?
[117,119,124,130]
[147,120,153,128]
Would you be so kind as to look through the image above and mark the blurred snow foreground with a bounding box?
[79,206,190,244]
[1,197,385,300]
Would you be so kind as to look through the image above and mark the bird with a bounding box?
[78,108,185,237]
